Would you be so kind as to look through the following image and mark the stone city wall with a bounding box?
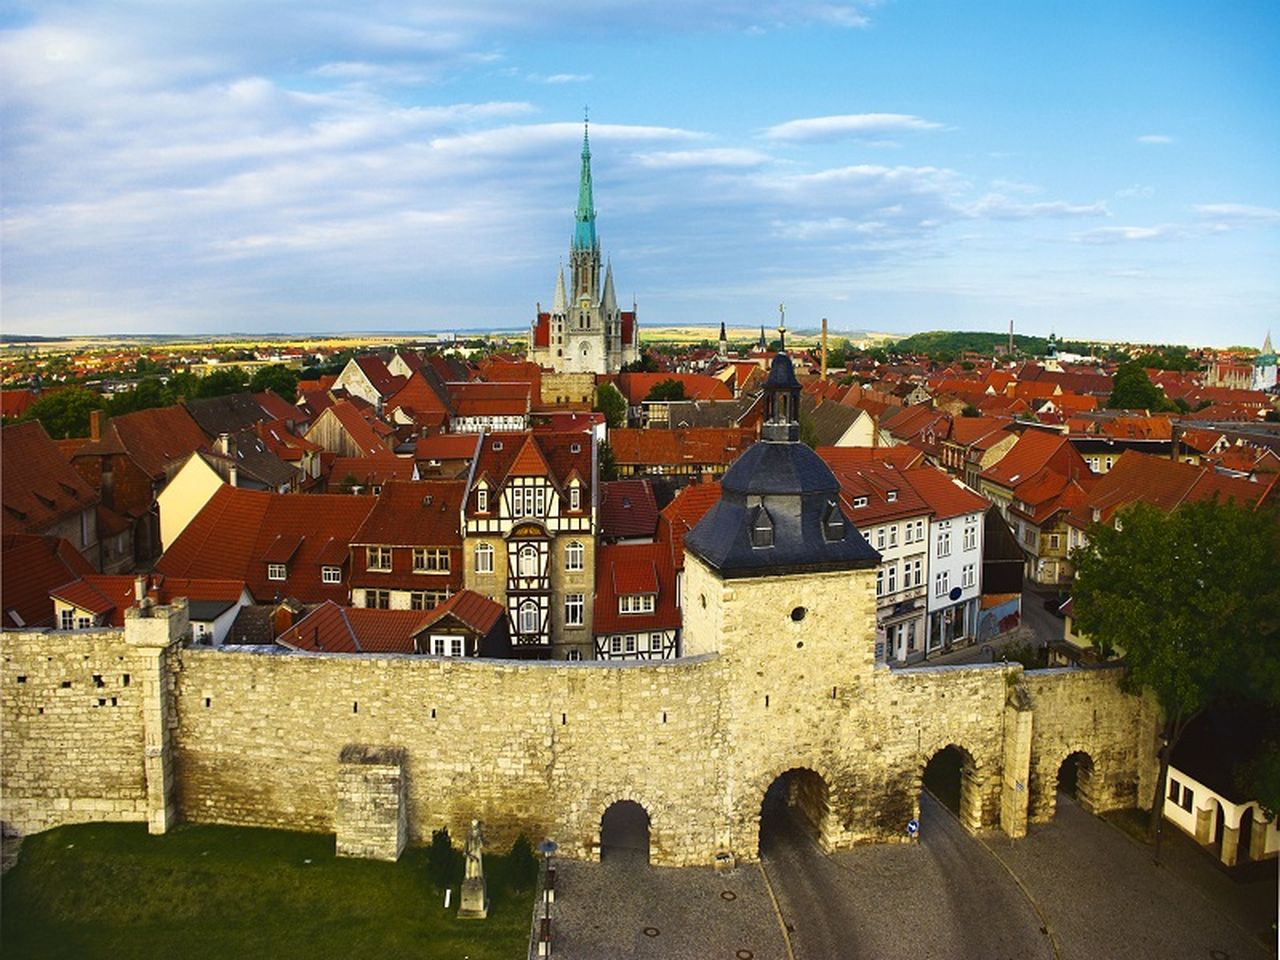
[1,628,149,833]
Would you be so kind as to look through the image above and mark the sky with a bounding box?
[2,1,1278,348]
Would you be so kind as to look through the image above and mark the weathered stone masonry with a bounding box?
[2,555,1158,867]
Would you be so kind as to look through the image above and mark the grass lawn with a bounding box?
[1,822,534,960]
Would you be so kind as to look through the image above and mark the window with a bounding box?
[962,563,976,588]
[518,600,540,634]
[475,542,494,574]
[366,546,391,571]
[887,490,898,502]
[268,563,287,581]
[963,524,977,551]
[888,524,898,547]
[619,594,656,614]
[322,566,341,584]
[904,522,915,544]
[876,527,885,550]
[887,564,897,594]
[60,609,74,630]
[912,558,924,587]
[1168,778,1180,802]
[76,615,92,629]
[431,636,464,657]
[915,520,925,542]
[907,620,917,652]
[1047,534,1061,551]
[876,569,884,597]
[565,540,584,572]
[1180,786,1193,812]
[852,496,868,509]
[365,589,390,609]
[625,635,637,653]
[565,593,584,626]
[413,548,450,572]
[937,531,951,558]
[566,649,582,661]
[518,544,540,578]
[610,636,623,655]
[476,487,488,512]
[535,486,546,517]
[935,571,950,597]
[411,591,448,610]
[569,486,581,511]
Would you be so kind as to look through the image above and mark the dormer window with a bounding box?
[492,441,503,451]
[569,486,581,512]
[267,563,287,581]
[822,500,845,542]
[477,487,488,513]
[886,490,898,502]
[570,442,581,454]
[749,504,774,548]
[852,496,868,509]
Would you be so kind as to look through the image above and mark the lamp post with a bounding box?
[536,839,557,957]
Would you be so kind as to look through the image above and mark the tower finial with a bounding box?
[777,303,787,352]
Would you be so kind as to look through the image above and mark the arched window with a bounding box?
[519,600,540,634]
[565,540,584,571]
[475,542,494,574]
[518,544,540,578]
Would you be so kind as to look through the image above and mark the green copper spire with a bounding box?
[573,120,597,252]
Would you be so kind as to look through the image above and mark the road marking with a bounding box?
[756,859,797,960]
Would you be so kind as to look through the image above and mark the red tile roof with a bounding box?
[1,389,38,419]
[447,381,531,417]
[593,541,680,635]
[815,445,925,471]
[613,373,733,405]
[354,355,406,398]
[1,421,99,534]
[468,432,593,511]
[413,589,504,636]
[76,405,208,479]
[900,467,990,520]
[533,312,551,348]
[599,479,659,540]
[819,455,932,524]
[608,428,755,469]
[49,573,248,626]
[657,480,721,569]
[311,400,393,456]
[2,533,95,627]
[330,452,417,488]
[254,390,303,424]
[980,429,1082,489]
[415,433,482,461]
[350,480,464,547]
[277,601,412,653]
[385,373,450,424]
[155,486,374,603]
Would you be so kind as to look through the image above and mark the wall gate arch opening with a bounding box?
[1056,751,1097,814]
[600,800,650,865]
[921,745,982,834]
[759,768,831,857]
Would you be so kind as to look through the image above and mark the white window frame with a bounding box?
[887,564,897,594]
[60,609,75,630]
[569,486,581,511]
[876,527,885,549]
[962,563,976,588]
[475,542,494,574]
[935,571,950,597]
[565,593,584,626]
[366,546,391,571]
[518,544,540,578]
[876,569,884,597]
[476,487,488,513]
[618,594,656,615]
[413,548,450,572]
[321,566,341,584]
[268,563,287,581]
[937,531,951,558]
[565,540,584,572]
[888,525,898,547]
[518,600,539,634]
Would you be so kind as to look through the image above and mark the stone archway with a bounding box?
[1056,750,1098,813]
[758,767,832,857]
[920,744,983,833]
[600,799,650,865]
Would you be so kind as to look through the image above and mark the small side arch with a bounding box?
[599,798,651,865]
[756,765,836,856]
[917,742,986,834]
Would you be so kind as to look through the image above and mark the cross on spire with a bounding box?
[777,303,787,351]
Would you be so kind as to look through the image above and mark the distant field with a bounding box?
[1,822,535,960]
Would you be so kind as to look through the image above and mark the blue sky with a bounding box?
[2,1,1277,347]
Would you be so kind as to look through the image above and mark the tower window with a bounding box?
[749,504,774,548]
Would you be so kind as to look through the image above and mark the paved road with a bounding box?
[763,790,1053,960]
[1020,583,1067,649]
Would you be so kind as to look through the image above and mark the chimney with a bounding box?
[821,318,829,380]
[90,409,103,442]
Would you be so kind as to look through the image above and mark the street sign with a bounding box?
[906,819,919,837]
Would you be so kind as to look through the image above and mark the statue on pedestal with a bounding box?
[457,819,489,919]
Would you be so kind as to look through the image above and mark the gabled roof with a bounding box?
[1,421,99,534]
[276,600,419,654]
[75,405,208,479]
[385,372,451,424]
[815,445,925,471]
[155,486,374,603]
[599,479,659,540]
[50,573,248,626]
[468,431,592,501]
[353,355,406,398]
[2,532,96,627]
[947,416,1014,446]
[310,400,393,456]
[412,589,504,637]
[330,452,417,488]
[184,392,275,440]
[593,541,681,635]
[819,455,932,524]
[350,480,464,547]
[1,389,38,419]
[415,433,482,462]
[980,429,1076,488]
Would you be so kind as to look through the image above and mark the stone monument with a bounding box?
[458,819,489,919]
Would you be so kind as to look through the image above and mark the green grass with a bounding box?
[1,822,534,960]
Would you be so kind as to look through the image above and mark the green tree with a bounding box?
[108,378,171,417]
[961,404,980,418]
[22,387,105,439]
[426,828,461,891]
[249,364,300,403]
[645,378,686,402]
[621,353,658,373]
[1107,361,1163,410]
[598,441,619,482]
[799,409,818,448]
[195,366,249,398]
[593,383,627,429]
[1070,500,1280,851]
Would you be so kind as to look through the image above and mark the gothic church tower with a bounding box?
[529,123,639,375]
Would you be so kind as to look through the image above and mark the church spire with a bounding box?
[602,262,617,312]
[553,265,567,314]
[574,117,597,252]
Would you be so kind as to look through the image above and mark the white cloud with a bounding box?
[1193,203,1280,225]
[1073,225,1183,244]
[538,72,592,84]
[631,148,771,169]
[964,194,1109,220]
[762,113,943,142]
[1136,134,1174,144]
